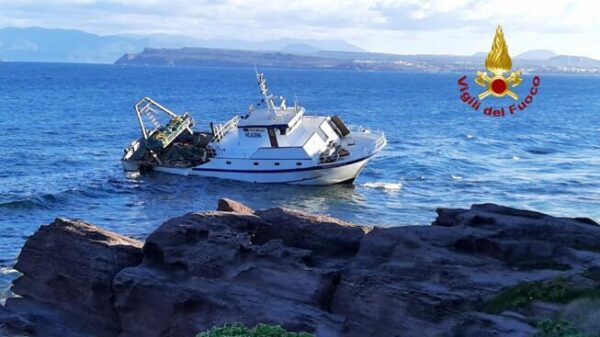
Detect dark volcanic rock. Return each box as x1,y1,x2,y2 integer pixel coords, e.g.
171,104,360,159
6,218,143,337
0,304,32,335
254,207,370,258
217,198,254,214
5,202,600,337
113,211,348,337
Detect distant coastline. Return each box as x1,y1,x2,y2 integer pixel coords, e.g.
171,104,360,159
3,58,600,76
114,47,600,74
1,27,599,74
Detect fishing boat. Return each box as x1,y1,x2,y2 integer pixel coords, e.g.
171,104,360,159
122,72,386,185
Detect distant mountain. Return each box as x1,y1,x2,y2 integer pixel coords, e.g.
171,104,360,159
0,27,365,63
273,39,364,53
0,27,141,63
544,55,600,67
193,38,365,53
471,52,488,58
280,43,321,54
516,49,557,60
116,47,600,74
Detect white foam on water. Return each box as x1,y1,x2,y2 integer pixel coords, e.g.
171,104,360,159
1,267,20,305
363,182,403,191
466,134,475,139
512,156,520,160
451,175,463,181
0,267,17,275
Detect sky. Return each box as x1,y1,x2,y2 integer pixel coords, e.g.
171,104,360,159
0,0,599,58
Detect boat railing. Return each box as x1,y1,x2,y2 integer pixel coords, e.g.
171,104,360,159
212,115,240,142
346,124,367,132
349,125,386,156
347,125,386,149
364,132,387,155
320,131,385,163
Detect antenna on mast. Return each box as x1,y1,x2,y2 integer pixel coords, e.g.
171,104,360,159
255,68,275,111
294,93,299,112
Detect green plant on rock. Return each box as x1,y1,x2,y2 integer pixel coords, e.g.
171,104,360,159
197,323,314,337
485,277,600,314
535,320,592,337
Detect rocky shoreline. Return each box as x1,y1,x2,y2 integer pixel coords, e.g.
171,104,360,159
1,199,599,337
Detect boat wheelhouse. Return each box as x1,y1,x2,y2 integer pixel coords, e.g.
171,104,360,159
122,72,386,185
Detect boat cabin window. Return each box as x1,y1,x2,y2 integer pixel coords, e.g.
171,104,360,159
268,128,278,148
330,115,351,136
317,130,328,142
274,162,280,166
226,161,231,165
253,162,259,166
296,162,302,166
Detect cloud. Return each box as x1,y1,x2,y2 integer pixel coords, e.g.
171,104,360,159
0,0,598,57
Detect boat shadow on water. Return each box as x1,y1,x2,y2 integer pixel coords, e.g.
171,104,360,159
124,170,364,214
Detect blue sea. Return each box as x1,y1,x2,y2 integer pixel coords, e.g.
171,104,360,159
1,63,599,301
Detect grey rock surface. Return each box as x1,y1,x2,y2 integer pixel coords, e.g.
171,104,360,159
4,201,600,337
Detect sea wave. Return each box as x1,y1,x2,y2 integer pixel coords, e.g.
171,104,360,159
0,175,124,210
363,182,403,190
526,148,556,155
0,192,69,210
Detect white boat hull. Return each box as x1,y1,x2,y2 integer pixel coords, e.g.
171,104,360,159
196,156,371,185
147,156,373,185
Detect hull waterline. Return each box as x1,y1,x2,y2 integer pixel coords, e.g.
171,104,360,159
144,156,373,185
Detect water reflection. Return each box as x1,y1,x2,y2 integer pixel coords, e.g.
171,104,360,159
122,171,365,218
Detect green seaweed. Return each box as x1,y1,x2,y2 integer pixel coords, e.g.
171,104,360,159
197,323,314,337
535,320,594,337
485,277,600,314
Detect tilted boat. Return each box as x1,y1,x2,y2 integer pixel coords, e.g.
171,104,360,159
122,72,386,185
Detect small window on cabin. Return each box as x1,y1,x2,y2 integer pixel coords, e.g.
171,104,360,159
243,128,249,131
317,131,327,142
274,162,280,166
296,162,302,166
253,162,259,166
226,161,231,165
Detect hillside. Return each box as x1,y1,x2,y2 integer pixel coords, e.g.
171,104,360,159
116,47,600,74
0,27,364,63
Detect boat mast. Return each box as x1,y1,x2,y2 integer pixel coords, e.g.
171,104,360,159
256,71,275,111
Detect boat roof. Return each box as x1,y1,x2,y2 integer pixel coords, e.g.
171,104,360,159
237,106,304,129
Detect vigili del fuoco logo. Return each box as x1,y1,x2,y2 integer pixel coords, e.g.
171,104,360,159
458,26,540,117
